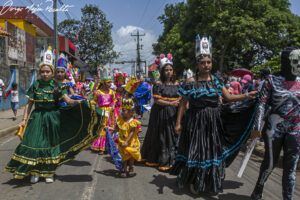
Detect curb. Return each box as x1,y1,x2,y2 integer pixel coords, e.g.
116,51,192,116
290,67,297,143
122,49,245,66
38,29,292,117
0,125,18,140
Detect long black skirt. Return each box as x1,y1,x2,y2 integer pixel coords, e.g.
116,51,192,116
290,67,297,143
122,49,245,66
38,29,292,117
141,104,177,170
170,101,256,193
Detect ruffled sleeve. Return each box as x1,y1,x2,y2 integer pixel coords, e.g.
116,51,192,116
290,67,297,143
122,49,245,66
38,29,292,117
58,83,68,99
152,83,162,98
91,90,99,105
129,119,141,128
26,81,38,101
177,82,194,98
213,75,224,90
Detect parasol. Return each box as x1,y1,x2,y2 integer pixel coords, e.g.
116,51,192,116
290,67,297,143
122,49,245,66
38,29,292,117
230,68,253,77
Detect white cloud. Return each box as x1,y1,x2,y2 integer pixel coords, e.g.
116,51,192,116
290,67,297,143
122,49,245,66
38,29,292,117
112,25,157,75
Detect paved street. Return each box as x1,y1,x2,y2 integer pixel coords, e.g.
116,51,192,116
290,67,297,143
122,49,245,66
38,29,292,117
0,112,299,200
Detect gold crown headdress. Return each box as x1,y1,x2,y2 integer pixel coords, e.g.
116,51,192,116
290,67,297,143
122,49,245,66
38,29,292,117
124,76,141,94
121,98,135,110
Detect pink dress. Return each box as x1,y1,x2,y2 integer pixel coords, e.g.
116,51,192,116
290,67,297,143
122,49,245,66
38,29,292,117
230,81,242,95
91,89,116,152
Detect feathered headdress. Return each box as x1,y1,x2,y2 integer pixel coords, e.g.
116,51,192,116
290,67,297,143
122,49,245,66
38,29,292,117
40,46,55,72
195,34,212,62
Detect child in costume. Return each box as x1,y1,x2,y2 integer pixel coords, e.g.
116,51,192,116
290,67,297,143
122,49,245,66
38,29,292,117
91,67,116,154
55,54,86,106
123,76,143,133
4,47,105,183
73,68,85,97
114,71,128,118
116,98,141,178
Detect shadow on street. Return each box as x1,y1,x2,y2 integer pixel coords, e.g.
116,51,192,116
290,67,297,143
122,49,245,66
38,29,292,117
65,160,91,167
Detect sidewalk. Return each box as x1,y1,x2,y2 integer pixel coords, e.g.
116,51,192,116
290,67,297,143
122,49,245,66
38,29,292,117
0,107,24,138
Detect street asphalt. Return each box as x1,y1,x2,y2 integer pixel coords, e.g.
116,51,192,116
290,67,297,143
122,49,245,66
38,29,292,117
0,112,299,200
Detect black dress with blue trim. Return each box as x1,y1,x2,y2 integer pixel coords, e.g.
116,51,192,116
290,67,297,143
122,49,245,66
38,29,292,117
170,76,256,194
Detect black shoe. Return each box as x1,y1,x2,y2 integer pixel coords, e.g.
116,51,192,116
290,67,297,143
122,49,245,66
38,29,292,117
251,185,264,200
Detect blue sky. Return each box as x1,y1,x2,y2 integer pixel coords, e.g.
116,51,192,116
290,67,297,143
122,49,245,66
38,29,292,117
2,0,300,73
9,0,299,36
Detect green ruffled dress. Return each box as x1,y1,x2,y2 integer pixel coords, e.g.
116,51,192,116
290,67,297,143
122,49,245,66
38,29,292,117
4,80,105,179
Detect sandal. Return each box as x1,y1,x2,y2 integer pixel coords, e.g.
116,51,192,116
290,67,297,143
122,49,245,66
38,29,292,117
120,172,127,178
128,168,136,177
98,151,104,155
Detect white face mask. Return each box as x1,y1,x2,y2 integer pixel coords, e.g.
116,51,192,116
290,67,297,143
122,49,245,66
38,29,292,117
289,49,300,76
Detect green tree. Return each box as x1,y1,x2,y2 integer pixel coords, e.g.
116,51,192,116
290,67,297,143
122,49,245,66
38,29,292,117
154,0,300,76
58,5,118,74
251,56,281,74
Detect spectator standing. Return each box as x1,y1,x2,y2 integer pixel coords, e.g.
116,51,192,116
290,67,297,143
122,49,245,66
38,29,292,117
241,74,255,93
230,77,242,95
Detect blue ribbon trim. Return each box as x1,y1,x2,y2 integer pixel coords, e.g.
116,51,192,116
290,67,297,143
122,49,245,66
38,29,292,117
175,107,257,168
177,75,224,99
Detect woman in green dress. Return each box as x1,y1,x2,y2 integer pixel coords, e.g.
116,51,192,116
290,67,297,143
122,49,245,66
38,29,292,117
4,47,105,183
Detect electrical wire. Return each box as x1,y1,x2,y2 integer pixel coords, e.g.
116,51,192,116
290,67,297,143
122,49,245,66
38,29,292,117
143,0,168,30
138,0,152,27
58,0,72,19
26,0,54,26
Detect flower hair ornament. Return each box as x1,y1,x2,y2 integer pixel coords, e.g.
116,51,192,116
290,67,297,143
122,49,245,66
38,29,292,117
155,53,173,70
114,72,128,87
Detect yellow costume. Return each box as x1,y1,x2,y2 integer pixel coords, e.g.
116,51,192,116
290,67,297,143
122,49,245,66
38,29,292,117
117,116,141,161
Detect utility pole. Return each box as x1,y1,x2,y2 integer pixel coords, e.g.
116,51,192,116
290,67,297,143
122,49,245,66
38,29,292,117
53,0,58,65
131,30,145,78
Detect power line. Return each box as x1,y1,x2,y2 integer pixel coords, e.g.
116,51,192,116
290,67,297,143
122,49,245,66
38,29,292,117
58,0,72,20
144,0,167,30
26,0,53,26
138,0,152,27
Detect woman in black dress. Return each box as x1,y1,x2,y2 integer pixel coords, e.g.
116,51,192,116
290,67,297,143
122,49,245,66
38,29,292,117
171,36,257,194
141,55,181,171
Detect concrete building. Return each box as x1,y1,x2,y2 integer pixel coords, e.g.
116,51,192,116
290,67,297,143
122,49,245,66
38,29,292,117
0,6,83,110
